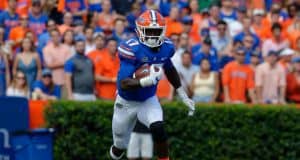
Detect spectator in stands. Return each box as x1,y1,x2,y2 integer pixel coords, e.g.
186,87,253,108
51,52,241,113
43,0,63,24
93,38,119,100
170,33,180,49
86,0,102,13
2,0,31,16
127,120,153,160
220,38,244,69
262,10,285,39
57,0,87,24
263,3,287,27
157,73,173,101
165,5,183,37
190,58,219,103
181,16,198,46
6,70,29,98
13,37,42,89
286,57,300,103
141,0,159,11
29,0,48,36
176,51,198,97
279,48,295,73
24,30,37,46
0,26,13,60
62,29,75,55
192,37,219,72
252,9,265,40
229,6,248,37
222,47,256,103
126,2,142,34
98,0,118,36
9,14,29,48
84,27,95,55
256,50,286,104
0,1,5,13
43,28,71,86
32,68,61,100
73,20,85,38
0,0,19,40
58,12,73,34
87,33,106,97
37,19,57,56
112,18,131,45
249,50,262,70
86,12,103,33
296,37,300,55
64,38,95,101
243,34,262,65
159,0,186,17
285,3,298,31
172,33,189,69
211,20,231,55
234,16,260,50
0,49,10,96
111,0,135,15
200,4,220,38
220,0,237,22
287,12,300,50
189,0,202,44
87,33,106,59
262,23,290,57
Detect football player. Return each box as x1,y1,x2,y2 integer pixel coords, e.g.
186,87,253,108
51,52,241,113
110,10,195,160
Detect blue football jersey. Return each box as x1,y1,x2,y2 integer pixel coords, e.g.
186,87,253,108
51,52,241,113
117,38,175,101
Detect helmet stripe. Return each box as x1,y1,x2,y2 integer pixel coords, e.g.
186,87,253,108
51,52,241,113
150,10,157,23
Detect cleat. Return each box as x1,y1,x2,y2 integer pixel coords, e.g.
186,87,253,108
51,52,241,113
110,145,124,160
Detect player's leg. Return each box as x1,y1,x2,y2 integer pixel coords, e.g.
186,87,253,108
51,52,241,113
140,133,153,160
111,96,138,159
127,132,141,160
137,96,169,160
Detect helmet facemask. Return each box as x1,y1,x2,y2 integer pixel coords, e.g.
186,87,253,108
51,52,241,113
136,25,166,48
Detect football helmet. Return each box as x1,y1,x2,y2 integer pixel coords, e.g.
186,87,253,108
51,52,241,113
135,10,166,48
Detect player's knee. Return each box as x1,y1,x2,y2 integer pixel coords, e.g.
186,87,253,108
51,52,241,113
149,121,167,142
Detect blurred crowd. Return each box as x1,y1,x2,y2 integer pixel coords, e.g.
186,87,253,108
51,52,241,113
0,0,300,104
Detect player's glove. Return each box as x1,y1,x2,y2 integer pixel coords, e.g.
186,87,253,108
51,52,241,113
139,65,163,87
176,86,195,116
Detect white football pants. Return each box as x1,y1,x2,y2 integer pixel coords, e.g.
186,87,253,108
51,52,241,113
112,95,163,149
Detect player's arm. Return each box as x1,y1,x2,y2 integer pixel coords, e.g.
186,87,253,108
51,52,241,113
120,78,141,90
118,45,142,90
164,60,195,115
120,64,162,90
164,66,181,89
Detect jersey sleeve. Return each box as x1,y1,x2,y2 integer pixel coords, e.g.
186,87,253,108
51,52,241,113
64,58,74,74
117,41,138,80
32,81,43,91
117,41,137,64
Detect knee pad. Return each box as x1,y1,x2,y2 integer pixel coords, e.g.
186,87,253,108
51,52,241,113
150,121,168,142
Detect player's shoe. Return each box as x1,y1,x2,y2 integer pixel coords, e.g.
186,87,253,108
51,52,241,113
110,145,125,160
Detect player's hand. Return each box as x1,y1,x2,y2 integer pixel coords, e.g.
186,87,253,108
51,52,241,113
176,86,195,116
140,65,163,87
149,65,163,81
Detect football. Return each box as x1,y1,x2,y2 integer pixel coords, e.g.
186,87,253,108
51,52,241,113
134,64,159,79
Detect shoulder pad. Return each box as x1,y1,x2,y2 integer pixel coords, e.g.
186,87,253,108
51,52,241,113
164,38,174,45
118,38,140,60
